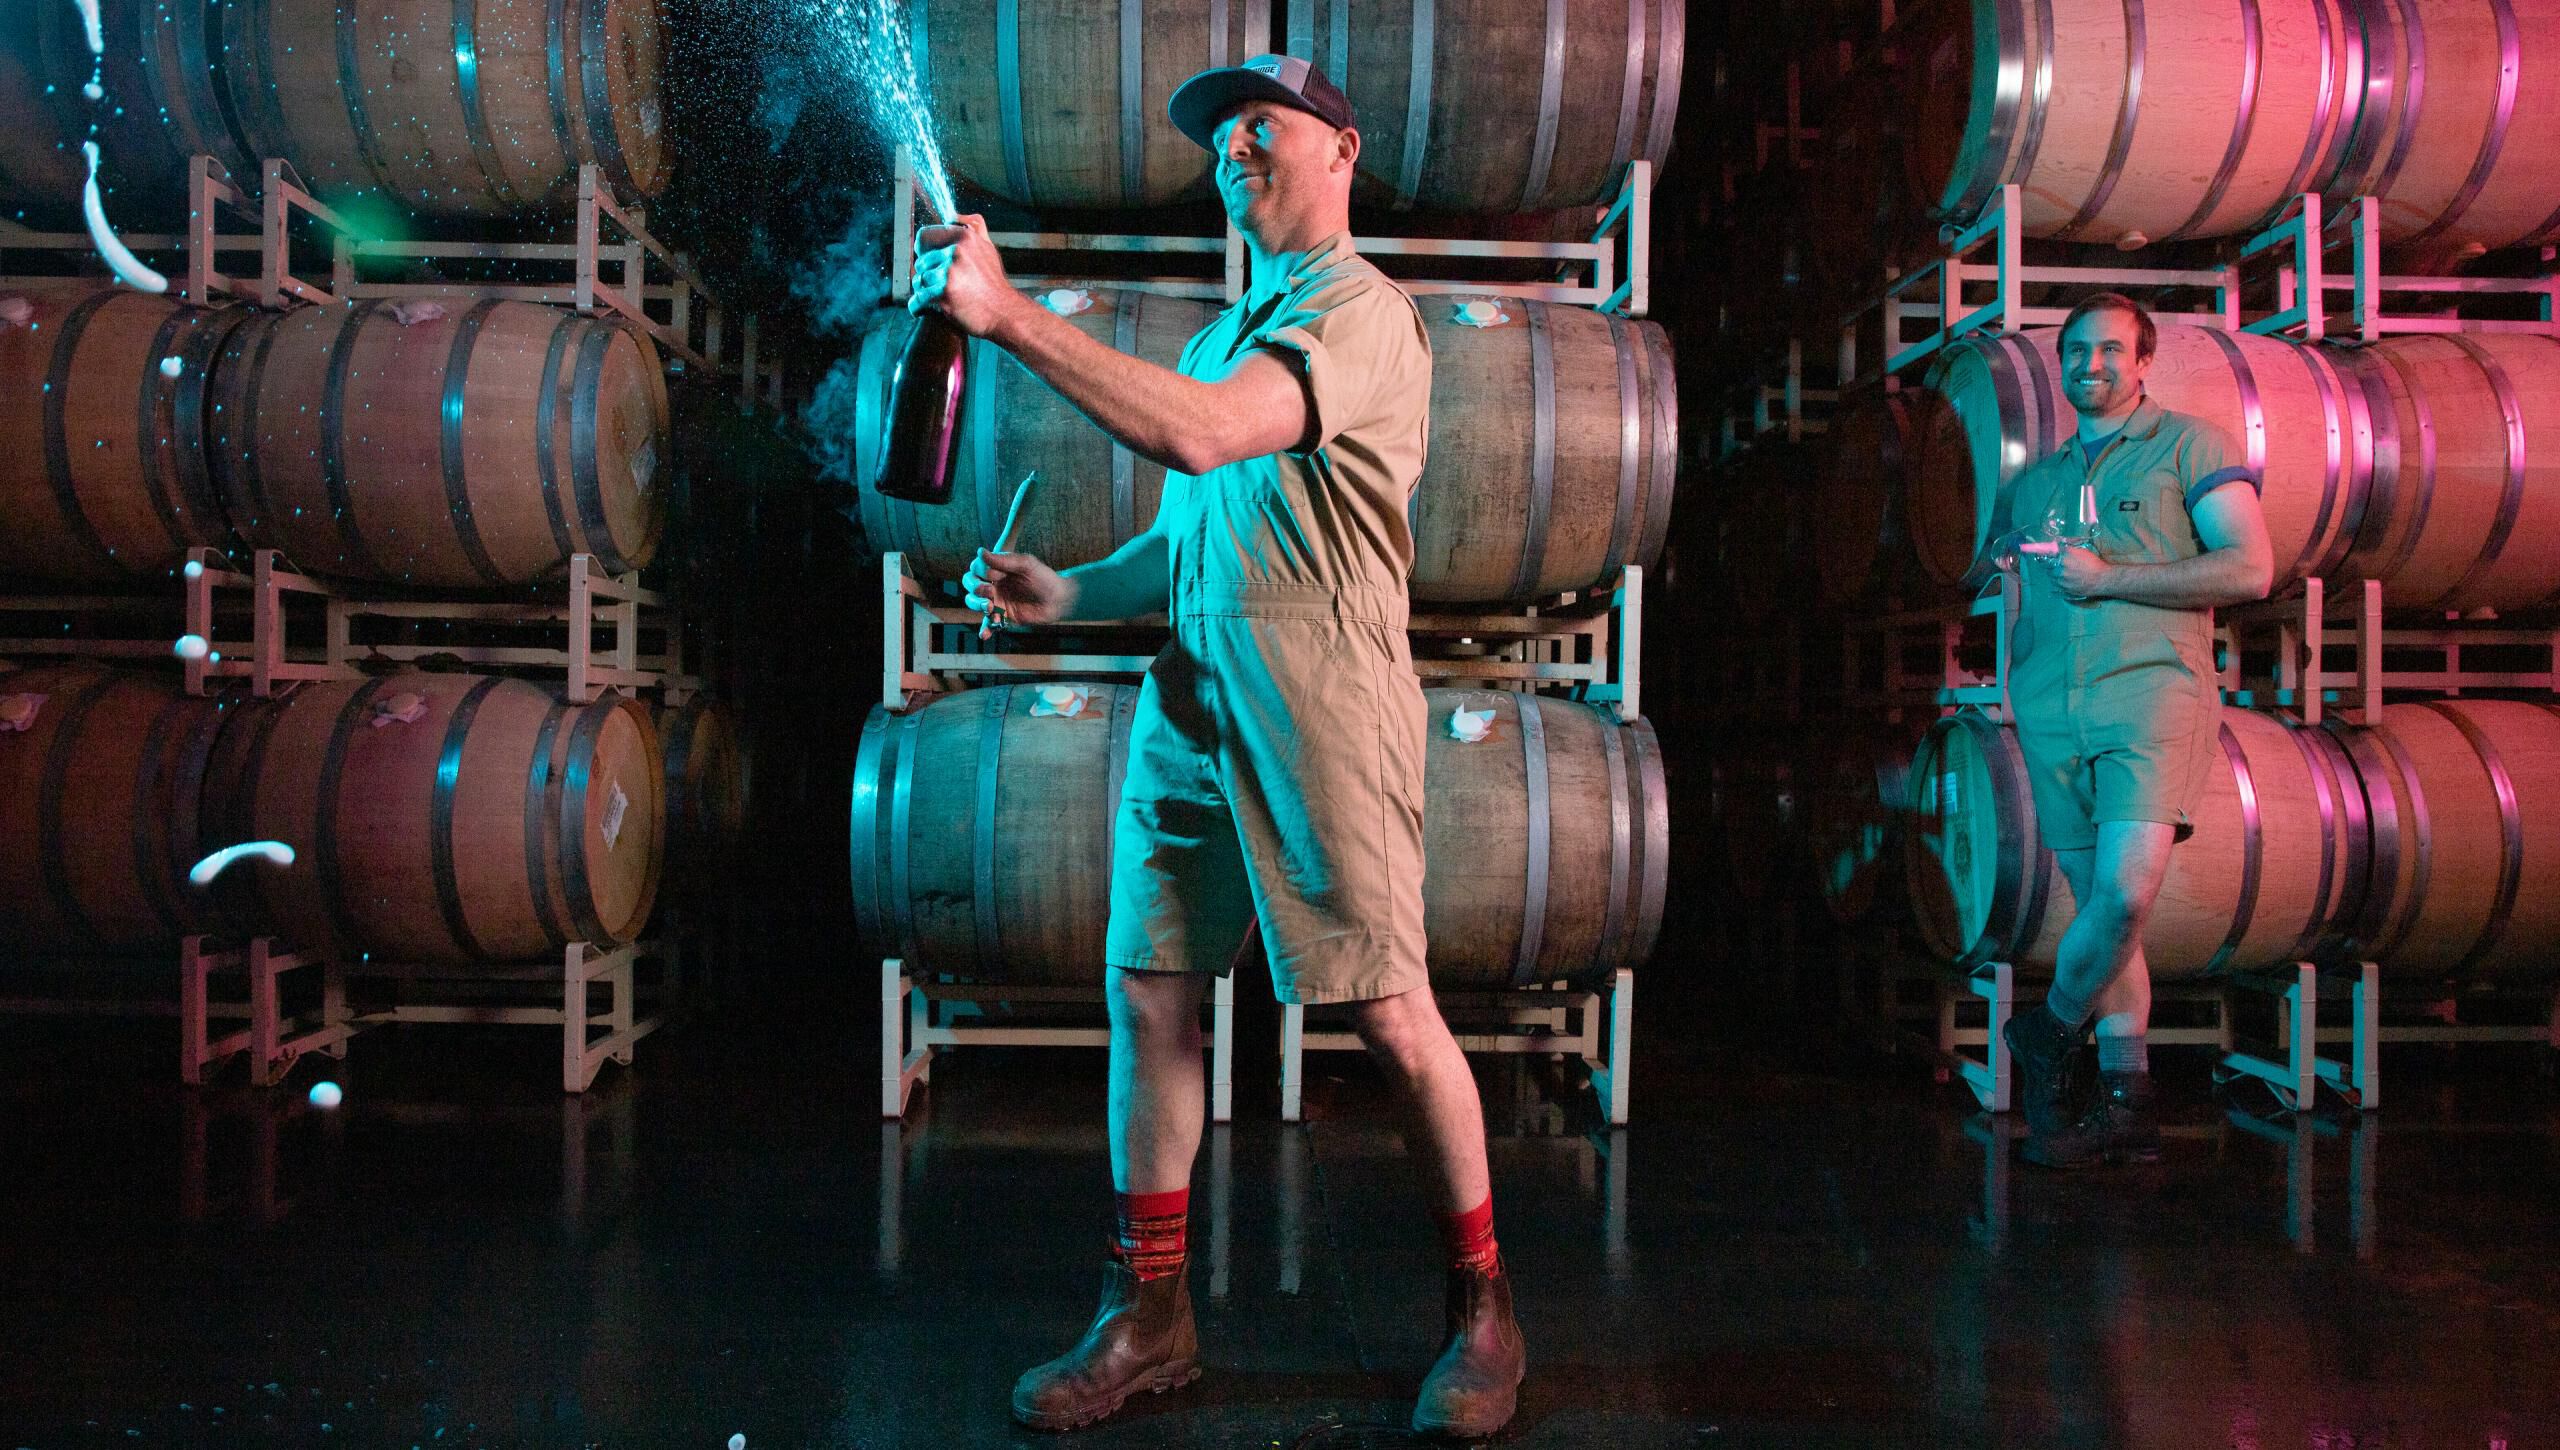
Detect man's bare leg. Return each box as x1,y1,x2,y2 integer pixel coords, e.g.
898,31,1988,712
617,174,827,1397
1107,966,1210,1193
1340,982,1522,1438
2047,822,2173,1026
2027,822,2174,1167
1013,965,1211,1431
1340,983,1491,1212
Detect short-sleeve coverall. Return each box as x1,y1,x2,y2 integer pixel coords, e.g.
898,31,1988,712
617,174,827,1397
2005,396,2260,850
1103,232,1437,1005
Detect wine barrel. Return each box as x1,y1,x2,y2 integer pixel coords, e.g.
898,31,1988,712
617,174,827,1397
1419,691,1669,989
1286,0,1684,212
854,294,1678,605
851,685,1668,988
0,0,245,224
2332,700,2560,984
651,696,747,894
1806,714,1930,924
216,0,667,218
1909,0,2560,255
0,665,229,954
0,285,247,587
922,0,1270,208
208,300,667,590
203,675,662,963
2323,0,2560,257
1909,326,2368,594
1812,386,1929,609
2335,334,2560,613
1904,0,2365,246
1906,706,2367,976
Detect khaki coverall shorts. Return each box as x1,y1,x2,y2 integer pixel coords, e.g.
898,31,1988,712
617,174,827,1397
1104,582,1431,1006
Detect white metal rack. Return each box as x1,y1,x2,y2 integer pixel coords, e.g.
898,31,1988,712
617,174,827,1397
891,151,1655,316
879,957,1234,1123
1279,969,1632,1126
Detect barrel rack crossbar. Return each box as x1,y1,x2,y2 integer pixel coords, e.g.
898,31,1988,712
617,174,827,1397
1825,184,2560,393
0,548,700,704
881,552,1642,721
182,935,675,1093
0,156,785,413
879,957,1235,1122
2219,577,2560,727
1279,969,1633,1125
890,151,1652,316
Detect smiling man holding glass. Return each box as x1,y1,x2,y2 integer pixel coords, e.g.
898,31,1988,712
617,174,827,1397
1993,293,2275,1170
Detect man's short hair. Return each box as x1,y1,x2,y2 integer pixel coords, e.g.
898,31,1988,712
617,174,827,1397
2061,291,2157,361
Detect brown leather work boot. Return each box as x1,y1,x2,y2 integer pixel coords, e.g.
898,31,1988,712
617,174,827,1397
1411,1261,1527,1439
1011,1261,1200,1431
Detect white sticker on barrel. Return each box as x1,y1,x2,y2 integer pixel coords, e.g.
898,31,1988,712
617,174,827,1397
0,296,32,329
0,693,47,733
1030,683,1091,718
601,780,629,850
371,692,428,727
632,439,657,496
1451,299,1512,329
1448,706,1495,743
1043,288,1094,317
389,299,448,326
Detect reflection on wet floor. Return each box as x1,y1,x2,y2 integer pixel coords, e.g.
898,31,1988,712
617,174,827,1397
1,976,2557,1446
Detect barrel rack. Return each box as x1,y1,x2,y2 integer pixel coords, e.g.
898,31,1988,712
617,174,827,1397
180,933,679,1094
879,552,1644,723
0,548,700,705
889,150,1655,316
871,547,1647,1121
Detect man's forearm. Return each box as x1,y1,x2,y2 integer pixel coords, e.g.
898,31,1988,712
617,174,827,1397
2100,546,2272,608
1057,527,1172,622
991,301,1228,475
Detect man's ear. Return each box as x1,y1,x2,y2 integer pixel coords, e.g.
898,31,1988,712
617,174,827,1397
1335,125,1361,170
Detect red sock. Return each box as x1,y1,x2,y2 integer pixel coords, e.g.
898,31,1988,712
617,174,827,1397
1436,1196,1501,1275
1113,1187,1189,1281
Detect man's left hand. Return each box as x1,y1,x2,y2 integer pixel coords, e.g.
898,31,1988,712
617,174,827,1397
909,215,1029,341
2051,543,2113,600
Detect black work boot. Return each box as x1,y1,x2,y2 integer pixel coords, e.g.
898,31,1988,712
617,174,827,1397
1011,1261,1200,1431
2023,1071,2163,1170
2001,1002,2088,1138
1412,1261,1527,1439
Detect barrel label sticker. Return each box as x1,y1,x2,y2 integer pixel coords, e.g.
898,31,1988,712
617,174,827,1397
633,439,658,496
1041,288,1096,317
602,780,629,850
1448,706,1496,743
0,693,47,733
1030,683,1092,718
371,692,429,728
1450,299,1513,329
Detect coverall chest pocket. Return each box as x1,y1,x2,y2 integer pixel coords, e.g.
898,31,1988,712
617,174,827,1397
2094,469,2188,565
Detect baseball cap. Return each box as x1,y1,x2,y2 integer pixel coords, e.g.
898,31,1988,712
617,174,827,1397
1169,54,1356,151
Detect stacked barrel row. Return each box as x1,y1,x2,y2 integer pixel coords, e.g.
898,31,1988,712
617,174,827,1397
846,0,1685,996
0,663,750,964
0,0,669,225
0,282,670,591
1699,0,2560,376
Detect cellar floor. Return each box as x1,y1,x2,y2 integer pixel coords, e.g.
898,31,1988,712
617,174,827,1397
2,954,2556,1449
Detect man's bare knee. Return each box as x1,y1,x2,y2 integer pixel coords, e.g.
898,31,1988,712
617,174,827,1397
1109,967,1207,1043
1343,988,1441,1070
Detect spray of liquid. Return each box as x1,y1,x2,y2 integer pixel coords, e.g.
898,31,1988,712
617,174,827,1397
70,0,169,292
803,0,960,223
